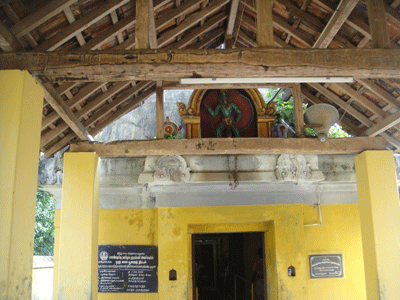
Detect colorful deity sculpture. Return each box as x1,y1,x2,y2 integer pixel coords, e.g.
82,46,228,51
204,90,243,138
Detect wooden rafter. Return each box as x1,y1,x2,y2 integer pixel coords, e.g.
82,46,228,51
157,0,230,48
357,79,400,108
171,12,227,49
313,0,359,48
0,22,24,52
35,0,131,51
40,81,134,147
42,82,94,142
10,0,78,39
226,0,240,36
364,110,400,137
44,86,156,157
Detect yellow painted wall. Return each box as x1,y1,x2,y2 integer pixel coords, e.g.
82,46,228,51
0,70,43,299
54,203,366,300
304,204,366,300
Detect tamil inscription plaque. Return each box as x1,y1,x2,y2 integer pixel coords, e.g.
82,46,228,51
98,245,158,293
309,254,343,279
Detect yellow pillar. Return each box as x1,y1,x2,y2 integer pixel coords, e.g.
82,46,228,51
57,152,99,299
0,70,44,299
355,151,400,299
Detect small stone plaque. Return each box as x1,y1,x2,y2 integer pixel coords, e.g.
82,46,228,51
309,254,343,279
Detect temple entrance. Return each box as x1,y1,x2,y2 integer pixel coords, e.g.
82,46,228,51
192,232,266,300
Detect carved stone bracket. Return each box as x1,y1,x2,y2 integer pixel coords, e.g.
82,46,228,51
275,154,312,181
153,155,191,183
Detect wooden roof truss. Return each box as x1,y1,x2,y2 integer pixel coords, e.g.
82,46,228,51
0,0,400,156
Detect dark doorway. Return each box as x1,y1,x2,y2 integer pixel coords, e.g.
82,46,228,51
192,232,266,300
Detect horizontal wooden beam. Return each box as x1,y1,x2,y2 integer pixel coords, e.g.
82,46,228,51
3,49,400,82
69,137,388,157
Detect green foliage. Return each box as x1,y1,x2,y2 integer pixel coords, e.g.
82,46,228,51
34,189,55,256
164,133,184,139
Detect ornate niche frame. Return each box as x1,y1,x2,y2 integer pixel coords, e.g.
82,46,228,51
177,89,276,139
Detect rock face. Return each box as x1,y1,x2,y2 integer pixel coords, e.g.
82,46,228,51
98,90,192,141
38,151,64,185
38,90,192,185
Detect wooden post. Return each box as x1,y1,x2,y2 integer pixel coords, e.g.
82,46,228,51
156,81,164,139
135,0,150,49
292,83,305,137
366,0,390,48
148,0,158,49
225,34,234,49
256,0,274,47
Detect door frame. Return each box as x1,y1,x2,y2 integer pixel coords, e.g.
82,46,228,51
188,221,276,300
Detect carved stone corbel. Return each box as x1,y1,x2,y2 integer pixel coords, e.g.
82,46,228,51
153,155,191,182
275,154,312,181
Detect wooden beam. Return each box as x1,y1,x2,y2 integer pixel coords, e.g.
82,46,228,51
10,0,78,39
363,109,400,136
79,13,136,51
42,83,94,141
382,0,400,28
0,22,24,52
308,83,375,127
40,81,133,147
307,0,372,40
4,49,400,82
313,0,358,48
380,132,400,149
155,0,201,31
2,4,37,48
238,28,293,48
157,0,230,47
68,137,388,157
136,0,150,49
156,82,164,139
333,83,387,118
256,0,274,47
301,86,364,135
226,0,240,36
44,86,156,157
366,0,390,48
63,6,86,46
306,83,400,148
171,12,227,49
193,28,225,49
149,0,158,49
34,0,130,51
41,82,107,130
292,83,305,137
357,79,400,108
240,13,314,47
277,0,325,30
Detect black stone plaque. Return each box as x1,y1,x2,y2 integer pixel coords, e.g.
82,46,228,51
98,245,158,293
309,254,343,279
